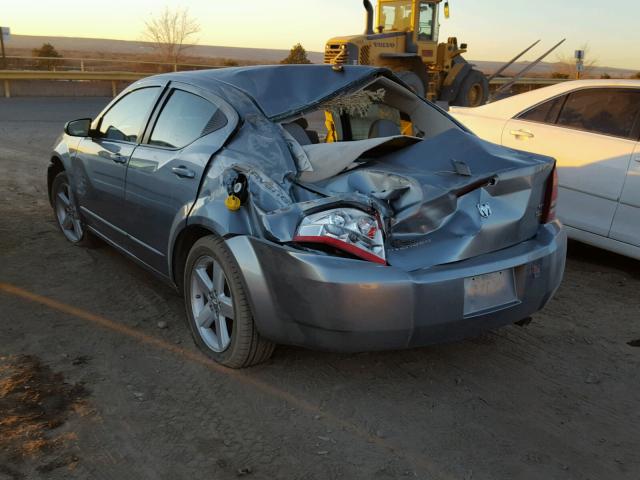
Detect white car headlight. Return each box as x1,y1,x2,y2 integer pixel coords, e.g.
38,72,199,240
294,208,386,264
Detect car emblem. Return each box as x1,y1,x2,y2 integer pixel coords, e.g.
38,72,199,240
477,203,492,218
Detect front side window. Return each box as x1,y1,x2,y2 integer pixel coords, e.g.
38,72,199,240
556,89,640,139
517,95,566,124
99,87,160,142
381,1,413,32
149,90,227,149
418,2,437,41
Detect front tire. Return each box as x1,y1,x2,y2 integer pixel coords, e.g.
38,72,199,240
183,235,275,368
51,172,95,247
453,69,489,107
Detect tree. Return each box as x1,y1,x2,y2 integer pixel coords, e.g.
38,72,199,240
32,43,62,70
600,72,611,79
221,59,239,67
550,72,569,79
143,7,200,65
280,43,312,65
632,72,640,79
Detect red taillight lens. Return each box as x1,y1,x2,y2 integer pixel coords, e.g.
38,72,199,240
541,166,558,223
293,235,387,265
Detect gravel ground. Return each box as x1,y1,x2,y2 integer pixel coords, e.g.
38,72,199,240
1,97,639,480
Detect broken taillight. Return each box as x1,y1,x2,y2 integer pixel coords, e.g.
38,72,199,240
294,208,386,264
541,165,558,223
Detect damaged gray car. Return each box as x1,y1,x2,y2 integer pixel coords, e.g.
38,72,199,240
48,65,567,368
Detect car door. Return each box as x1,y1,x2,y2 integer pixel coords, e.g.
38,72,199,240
610,141,640,247
123,83,239,275
73,86,161,244
502,88,640,237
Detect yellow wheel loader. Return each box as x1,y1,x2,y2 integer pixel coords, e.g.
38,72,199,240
325,0,488,106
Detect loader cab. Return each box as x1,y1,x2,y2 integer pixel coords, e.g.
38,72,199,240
377,0,440,64
416,1,439,42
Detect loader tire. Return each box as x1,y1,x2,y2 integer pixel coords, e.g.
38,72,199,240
454,69,489,107
396,71,426,98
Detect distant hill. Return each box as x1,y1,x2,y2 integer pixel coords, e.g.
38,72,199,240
5,34,638,78
5,34,325,64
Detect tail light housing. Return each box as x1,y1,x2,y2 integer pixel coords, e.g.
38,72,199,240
541,165,558,223
294,208,386,264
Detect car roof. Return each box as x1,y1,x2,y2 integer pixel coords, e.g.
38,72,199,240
156,65,389,120
454,79,640,119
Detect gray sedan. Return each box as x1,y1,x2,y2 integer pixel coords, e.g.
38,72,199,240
48,65,566,368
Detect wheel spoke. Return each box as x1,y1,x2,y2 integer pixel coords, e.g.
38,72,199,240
71,218,83,237
61,214,73,230
57,190,70,207
194,267,213,293
218,294,234,319
212,261,225,293
215,314,230,348
195,306,215,328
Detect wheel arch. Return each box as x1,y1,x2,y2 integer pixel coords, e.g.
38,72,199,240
47,156,65,206
170,223,222,292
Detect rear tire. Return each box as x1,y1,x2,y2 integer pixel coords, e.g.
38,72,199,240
183,235,275,368
396,71,426,98
454,69,489,107
51,172,96,247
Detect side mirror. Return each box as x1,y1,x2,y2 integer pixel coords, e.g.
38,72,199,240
64,118,92,137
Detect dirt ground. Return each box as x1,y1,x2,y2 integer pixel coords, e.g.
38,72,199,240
1,97,639,480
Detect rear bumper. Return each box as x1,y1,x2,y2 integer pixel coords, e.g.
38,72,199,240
226,222,567,352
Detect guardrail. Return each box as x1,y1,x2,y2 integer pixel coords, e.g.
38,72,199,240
0,70,149,97
0,69,567,99
489,77,568,85
1,55,227,73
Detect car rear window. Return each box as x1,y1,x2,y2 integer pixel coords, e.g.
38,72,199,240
556,88,640,139
149,90,227,149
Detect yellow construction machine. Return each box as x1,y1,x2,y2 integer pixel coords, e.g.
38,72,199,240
325,0,487,106
325,1,564,107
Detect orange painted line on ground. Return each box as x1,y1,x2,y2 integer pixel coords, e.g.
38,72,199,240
0,282,446,478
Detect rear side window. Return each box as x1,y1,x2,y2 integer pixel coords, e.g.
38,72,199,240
556,89,640,139
149,90,227,149
99,87,160,142
517,95,565,124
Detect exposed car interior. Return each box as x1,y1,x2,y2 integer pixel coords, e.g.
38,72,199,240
281,76,459,182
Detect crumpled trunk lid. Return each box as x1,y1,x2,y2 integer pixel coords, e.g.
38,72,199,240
317,129,555,270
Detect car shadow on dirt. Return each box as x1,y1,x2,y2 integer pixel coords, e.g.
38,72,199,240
566,239,640,279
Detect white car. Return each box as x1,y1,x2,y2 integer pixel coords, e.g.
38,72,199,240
451,80,640,260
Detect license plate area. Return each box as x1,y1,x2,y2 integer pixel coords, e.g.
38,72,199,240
464,269,518,317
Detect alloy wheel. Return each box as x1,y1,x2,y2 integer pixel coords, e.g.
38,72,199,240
190,255,234,352
54,182,84,243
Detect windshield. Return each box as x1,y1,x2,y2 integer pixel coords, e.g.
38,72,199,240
380,1,413,32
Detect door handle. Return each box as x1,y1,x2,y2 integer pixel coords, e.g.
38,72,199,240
111,153,127,164
171,166,196,179
98,150,127,164
510,129,535,139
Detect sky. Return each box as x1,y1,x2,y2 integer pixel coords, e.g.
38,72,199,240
3,0,639,69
